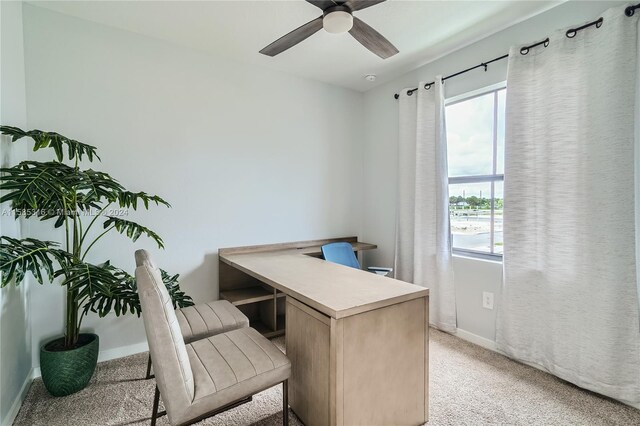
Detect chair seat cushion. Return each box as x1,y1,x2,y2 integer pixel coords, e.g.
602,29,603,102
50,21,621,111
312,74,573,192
176,300,249,344
181,328,290,423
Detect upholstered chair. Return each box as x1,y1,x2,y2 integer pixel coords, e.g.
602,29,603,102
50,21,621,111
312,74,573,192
135,250,291,425
134,250,250,379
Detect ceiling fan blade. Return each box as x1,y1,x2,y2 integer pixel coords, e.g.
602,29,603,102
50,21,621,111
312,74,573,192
305,0,337,10
260,17,324,57
344,0,386,12
349,17,398,59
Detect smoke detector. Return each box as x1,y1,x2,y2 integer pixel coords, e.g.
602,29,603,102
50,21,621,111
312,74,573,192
364,74,377,82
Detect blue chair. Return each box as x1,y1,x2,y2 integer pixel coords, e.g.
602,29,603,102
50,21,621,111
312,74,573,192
321,242,393,276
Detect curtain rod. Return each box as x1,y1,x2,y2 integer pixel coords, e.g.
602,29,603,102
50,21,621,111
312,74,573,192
393,3,640,100
393,54,508,99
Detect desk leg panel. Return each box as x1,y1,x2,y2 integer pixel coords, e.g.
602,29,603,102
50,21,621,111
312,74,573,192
339,297,428,426
286,297,331,426
286,296,428,426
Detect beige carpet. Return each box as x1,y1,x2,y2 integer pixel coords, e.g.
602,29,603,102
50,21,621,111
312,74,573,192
14,329,640,425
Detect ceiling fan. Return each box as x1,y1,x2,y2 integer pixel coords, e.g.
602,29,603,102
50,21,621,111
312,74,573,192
259,0,399,59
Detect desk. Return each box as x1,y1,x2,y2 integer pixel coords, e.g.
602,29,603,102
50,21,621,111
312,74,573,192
218,237,429,426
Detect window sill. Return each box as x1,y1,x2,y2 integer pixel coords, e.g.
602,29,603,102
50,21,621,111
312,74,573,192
453,251,503,264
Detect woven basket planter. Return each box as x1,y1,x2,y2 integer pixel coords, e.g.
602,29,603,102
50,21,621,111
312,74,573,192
40,333,99,397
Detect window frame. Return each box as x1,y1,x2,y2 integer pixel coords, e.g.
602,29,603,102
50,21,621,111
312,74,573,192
445,83,506,261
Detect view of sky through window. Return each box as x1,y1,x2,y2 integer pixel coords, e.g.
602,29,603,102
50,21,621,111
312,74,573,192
446,92,495,177
446,87,505,257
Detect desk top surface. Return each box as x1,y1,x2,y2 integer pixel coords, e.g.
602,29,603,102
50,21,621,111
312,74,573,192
220,246,428,319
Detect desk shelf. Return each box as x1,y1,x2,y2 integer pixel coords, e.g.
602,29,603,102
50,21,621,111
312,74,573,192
253,315,285,338
220,285,286,338
220,286,284,306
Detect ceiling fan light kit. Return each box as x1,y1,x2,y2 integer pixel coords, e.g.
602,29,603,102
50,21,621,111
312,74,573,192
323,7,353,34
259,0,398,59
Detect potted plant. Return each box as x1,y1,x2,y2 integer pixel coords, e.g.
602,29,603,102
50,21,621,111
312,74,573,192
0,126,193,397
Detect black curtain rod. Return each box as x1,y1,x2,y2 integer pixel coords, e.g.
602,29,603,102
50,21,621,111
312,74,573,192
393,4,640,100
393,54,508,99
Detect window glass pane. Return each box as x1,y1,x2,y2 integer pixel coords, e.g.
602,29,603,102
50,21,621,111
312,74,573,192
446,92,494,177
449,182,492,253
496,89,506,175
494,180,504,254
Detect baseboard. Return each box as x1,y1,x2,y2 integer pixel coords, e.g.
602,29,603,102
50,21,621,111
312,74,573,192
31,340,149,379
453,328,498,352
1,367,34,426
96,341,149,364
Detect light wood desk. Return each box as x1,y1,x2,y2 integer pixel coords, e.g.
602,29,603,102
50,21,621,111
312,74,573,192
218,237,429,426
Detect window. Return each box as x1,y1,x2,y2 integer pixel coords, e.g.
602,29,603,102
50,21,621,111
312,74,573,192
446,85,505,258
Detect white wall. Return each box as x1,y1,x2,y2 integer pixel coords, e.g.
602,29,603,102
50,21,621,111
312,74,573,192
0,1,32,425
21,4,364,367
360,0,626,343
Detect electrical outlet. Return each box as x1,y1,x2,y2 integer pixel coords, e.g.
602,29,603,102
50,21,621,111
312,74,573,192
482,292,494,310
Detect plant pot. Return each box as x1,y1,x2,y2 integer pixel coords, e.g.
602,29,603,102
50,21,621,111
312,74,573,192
40,333,99,397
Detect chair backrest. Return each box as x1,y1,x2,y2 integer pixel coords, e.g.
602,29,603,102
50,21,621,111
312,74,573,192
135,249,194,420
321,242,361,269
135,249,157,269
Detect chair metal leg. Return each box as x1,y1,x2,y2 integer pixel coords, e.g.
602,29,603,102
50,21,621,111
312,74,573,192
151,385,160,426
283,380,288,426
151,380,286,426
146,354,153,379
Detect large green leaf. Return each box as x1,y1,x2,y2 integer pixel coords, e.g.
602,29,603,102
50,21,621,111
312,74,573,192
61,261,140,317
0,244,192,318
0,237,70,286
0,161,77,213
117,191,171,209
0,161,112,224
75,262,193,317
103,216,164,248
0,161,169,227
160,269,194,309
77,169,125,207
0,126,100,162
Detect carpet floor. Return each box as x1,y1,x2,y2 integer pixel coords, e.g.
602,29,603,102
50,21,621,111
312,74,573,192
14,329,640,425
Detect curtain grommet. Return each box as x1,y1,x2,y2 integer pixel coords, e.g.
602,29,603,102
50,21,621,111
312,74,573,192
566,16,603,38
520,38,550,55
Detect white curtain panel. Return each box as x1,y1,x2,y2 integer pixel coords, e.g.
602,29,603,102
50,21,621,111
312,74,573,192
396,79,456,332
498,5,640,403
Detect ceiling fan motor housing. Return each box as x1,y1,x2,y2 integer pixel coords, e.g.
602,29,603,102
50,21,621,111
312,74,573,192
323,5,354,34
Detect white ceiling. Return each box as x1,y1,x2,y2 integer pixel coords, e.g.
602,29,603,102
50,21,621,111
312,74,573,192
27,0,562,91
